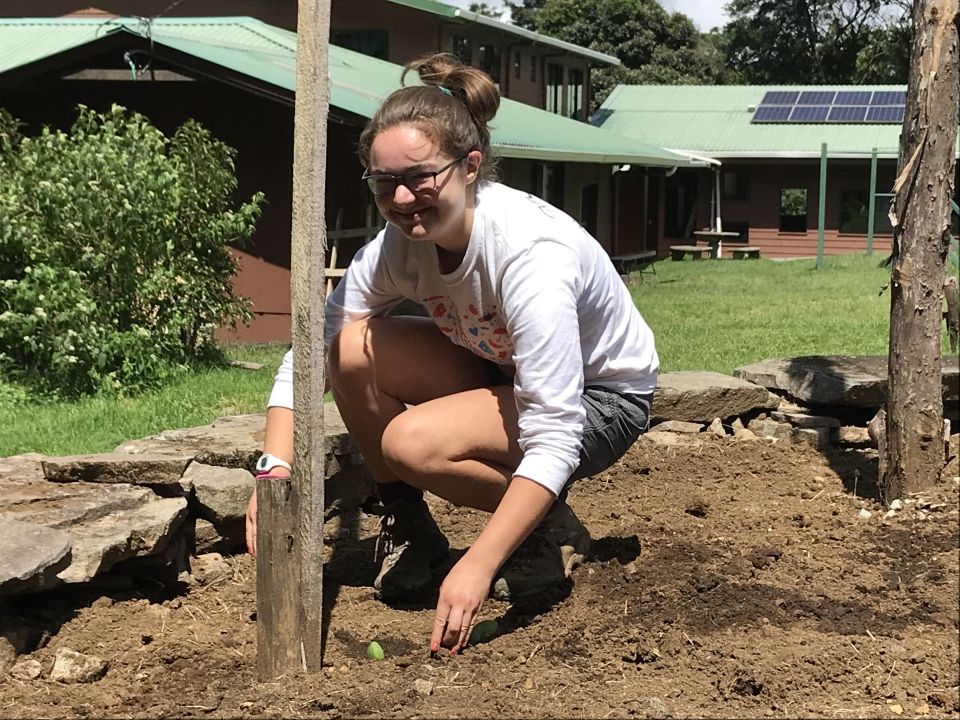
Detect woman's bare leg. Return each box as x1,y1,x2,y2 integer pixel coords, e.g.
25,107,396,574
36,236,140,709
328,316,522,509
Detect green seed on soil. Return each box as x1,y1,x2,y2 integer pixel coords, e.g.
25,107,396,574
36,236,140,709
469,620,499,645
366,641,385,660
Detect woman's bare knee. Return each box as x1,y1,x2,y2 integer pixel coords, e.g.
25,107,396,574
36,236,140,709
381,412,444,484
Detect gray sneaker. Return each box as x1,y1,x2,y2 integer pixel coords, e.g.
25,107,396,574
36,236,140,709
373,498,449,601
491,502,591,601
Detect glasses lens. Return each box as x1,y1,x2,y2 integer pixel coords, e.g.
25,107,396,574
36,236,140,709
405,172,436,193
366,176,395,196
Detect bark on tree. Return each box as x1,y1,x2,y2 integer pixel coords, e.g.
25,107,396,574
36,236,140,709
882,0,959,501
257,0,330,679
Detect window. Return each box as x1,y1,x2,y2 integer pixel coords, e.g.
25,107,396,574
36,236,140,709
567,68,584,120
330,29,388,60
546,63,563,114
513,51,522,80
722,171,749,201
450,35,472,65
533,162,566,210
478,44,501,85
530,54,537,82
779,188,808,233
839,190,894,234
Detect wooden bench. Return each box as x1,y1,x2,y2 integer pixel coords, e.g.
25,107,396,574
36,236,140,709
731,246,761,259
669,245,712,261
611,249,657,277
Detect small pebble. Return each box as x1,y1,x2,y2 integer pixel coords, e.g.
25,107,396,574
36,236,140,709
858,508,872,519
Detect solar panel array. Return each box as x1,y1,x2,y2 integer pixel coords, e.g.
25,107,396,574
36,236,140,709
751,89,907,124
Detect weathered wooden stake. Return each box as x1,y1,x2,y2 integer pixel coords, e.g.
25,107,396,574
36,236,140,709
257,0,330,679
883,0,958,501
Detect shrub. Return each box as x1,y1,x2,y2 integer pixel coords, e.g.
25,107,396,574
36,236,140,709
0,105,264,397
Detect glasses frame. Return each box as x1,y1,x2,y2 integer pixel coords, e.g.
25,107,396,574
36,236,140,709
361,154,468,197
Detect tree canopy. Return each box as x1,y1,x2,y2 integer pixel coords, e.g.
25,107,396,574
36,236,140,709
502,0,912,111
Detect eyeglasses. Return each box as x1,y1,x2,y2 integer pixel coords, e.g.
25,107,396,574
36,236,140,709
361,155,467,197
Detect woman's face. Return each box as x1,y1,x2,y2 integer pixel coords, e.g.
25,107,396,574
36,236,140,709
367,124,479,247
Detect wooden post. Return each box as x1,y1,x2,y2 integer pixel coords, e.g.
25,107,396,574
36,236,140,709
882,0,958,501
257,0,331,679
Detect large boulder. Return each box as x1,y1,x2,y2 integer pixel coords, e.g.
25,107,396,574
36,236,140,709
734,355,960,408
0,480,187,588
0,518,71,595
652,371,778,423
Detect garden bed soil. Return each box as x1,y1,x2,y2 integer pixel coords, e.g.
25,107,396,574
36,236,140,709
2,435,958,719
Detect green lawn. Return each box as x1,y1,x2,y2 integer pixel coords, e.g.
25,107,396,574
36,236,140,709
631,252,909,375
2,253,951,457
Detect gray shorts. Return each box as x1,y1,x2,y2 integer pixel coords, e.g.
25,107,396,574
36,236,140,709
570,386,652,483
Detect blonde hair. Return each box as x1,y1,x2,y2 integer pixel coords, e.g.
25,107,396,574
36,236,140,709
358,52,500,181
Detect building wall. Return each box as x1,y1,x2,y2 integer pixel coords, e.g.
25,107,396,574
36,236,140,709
0,0,298,28
653,159,897,259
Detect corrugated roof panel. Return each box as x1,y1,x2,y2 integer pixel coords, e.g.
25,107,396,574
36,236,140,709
595,85,960,158
0,17,683,166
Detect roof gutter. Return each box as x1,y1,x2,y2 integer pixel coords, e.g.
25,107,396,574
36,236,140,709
451,9,620,67
495,144,690,166
663,149,721,167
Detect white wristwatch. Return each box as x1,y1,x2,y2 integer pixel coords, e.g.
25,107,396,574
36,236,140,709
256,453,292,474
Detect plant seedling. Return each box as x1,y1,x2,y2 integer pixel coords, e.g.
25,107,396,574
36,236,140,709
468,619,499,646
366,641,385,660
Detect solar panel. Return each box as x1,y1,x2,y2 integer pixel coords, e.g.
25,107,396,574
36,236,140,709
790,105,830,122
753,105,793,122
761,90,800,105
798,91,836,105
870,90,906,106
834,91,873,105
827,105,868,122
865,105,905,123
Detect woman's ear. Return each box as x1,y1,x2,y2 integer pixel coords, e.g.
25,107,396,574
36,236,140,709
464,150,483,185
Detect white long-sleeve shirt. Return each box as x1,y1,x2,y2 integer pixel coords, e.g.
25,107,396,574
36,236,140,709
268,181,658,496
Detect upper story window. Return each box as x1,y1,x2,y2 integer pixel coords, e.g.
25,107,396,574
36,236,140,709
546,63,563,114
451,35,472,65
567,68,583,120
330,29,388,60
530,54,537,82
513,51,522,80
479,44,502,85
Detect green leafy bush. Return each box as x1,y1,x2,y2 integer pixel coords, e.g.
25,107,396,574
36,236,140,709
0,105,263,397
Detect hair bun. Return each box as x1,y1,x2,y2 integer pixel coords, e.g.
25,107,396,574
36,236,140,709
404,52,500,126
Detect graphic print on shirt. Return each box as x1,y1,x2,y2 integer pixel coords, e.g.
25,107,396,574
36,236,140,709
421,296,512,363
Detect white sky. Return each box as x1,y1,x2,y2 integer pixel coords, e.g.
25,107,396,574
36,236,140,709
442,0,731,32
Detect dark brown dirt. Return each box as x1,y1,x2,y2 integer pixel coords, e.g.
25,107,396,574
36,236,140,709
2,436,958,719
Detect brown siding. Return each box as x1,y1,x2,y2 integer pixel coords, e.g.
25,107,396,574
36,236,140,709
649,158,898,259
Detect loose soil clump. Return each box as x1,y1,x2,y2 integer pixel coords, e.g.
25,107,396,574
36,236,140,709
2,436,958,718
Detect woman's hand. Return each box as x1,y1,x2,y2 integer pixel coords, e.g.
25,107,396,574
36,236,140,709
245,467,292,556
430,555,494,655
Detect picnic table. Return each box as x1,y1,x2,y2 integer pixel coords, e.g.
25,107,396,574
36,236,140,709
692,230,741,259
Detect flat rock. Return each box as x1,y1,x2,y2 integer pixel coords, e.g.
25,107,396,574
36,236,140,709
640,431,700,447
649,420,703,434
0,453,44,483
0,518,71,596
0,481,187,586
734,355,960,408
652,372,778,423
114,402,352,472
9,658,42,680
42,454,190,487
770,411,841,428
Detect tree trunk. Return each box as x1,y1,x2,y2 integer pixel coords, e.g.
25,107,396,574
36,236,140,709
883,0,959,502
257,0,330,679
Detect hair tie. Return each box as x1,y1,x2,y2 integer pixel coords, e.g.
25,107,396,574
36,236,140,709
438,86,453,96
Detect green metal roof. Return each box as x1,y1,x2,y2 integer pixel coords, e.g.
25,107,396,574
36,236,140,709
383,0,620,66
595,85,960,159
0,17,683,167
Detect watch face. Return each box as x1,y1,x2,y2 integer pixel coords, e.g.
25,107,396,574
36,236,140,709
257,456,269,471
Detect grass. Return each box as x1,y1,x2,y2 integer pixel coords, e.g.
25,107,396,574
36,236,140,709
630,252,952,374
0,344,288,457
2,253,952,457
